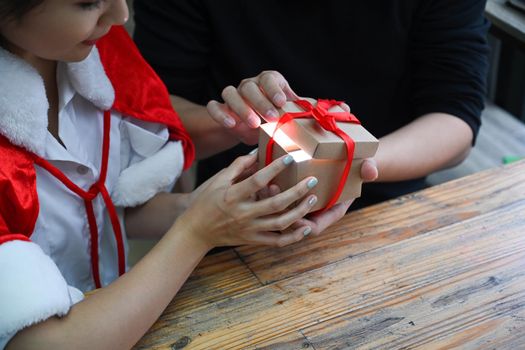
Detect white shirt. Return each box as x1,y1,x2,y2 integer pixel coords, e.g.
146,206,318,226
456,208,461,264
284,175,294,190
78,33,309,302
30,62,181,292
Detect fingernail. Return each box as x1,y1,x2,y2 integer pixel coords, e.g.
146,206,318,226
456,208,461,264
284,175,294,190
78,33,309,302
303,227,312,237
249,148,258,155
266,109,279,120
273,93,286,105
224,117,236,128
283,155,294,165
308,196,317,206
307,178,318,189
248,114,260,128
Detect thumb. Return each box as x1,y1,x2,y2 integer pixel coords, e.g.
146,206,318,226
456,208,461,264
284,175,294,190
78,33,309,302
361,158,378,183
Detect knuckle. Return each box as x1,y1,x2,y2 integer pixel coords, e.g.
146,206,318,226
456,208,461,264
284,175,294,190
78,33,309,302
261,70,277,77
239,78,250,86
231,156,246,168
259,72,274,86
269,198,286,212
231,211,245,224
276,238,287,248
239,79,255,92
206,100,217,109
223,190,236,206
238,81,250,95
251,173,267,189
221,85,236,99
275,218,290,231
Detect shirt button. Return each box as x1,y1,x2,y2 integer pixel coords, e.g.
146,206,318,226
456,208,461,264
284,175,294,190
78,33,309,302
76,165,89,175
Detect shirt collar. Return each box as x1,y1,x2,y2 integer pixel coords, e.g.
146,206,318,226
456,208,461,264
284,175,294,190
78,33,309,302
57,62,76,115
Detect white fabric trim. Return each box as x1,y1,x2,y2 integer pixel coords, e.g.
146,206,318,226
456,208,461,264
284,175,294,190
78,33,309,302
112,141,184,207
0,48,48,154
0,47,114,155
0,240,84,339
67,48,114,111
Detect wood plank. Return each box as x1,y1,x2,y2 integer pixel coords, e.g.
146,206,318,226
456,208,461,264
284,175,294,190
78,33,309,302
303,249,525,349
253,331,312,350
236,161,525,284
134,192,525,349
133,250,261,349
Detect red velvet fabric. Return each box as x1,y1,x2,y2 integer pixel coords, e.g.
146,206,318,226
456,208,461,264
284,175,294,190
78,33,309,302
0,135,39,239
0,234,31,245
97,26,195,170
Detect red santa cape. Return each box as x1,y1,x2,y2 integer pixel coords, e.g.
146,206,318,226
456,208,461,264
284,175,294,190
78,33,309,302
0,25,197,341
0,26,194,242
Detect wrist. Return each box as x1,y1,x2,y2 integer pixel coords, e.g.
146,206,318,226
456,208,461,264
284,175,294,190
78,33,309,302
168,215,213,255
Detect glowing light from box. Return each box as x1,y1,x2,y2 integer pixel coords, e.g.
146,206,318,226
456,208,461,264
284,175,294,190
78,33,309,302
289,150,311,162
263,122,312,162
264,122,298,151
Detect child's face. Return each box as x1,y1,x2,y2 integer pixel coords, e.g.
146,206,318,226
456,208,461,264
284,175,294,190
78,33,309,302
0,0,128,62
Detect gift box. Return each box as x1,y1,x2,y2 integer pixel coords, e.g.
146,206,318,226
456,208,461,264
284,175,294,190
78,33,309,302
258,98,379,212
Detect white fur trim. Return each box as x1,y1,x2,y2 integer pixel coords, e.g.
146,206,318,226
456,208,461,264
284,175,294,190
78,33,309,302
0,47,114,155
0,48,48,154
0,240,84,338
112,141,184,207
67,48,114,111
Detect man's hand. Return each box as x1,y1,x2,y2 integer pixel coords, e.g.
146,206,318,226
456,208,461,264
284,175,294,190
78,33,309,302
287,158,378,237
206,71,299,144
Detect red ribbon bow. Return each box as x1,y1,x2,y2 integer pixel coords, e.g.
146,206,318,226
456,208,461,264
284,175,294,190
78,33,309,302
265,99,361,212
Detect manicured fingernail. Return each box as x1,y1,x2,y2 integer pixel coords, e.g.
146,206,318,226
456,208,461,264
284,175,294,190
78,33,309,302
249,148,258,155
224,117,236,128
283,155,294,165
308,196,317,206
266,109,279,120
247,114,260,128
307,178,318,189
273,93,286,105
303,227,312,237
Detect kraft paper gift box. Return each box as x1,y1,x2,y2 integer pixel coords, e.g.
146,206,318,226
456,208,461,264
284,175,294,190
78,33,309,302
258,98,379,212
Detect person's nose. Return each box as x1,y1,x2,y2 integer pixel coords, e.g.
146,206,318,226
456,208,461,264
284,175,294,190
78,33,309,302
100,0,129,27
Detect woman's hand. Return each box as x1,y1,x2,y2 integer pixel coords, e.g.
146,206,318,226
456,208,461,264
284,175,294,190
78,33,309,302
177,152,320,251
281,158,378,237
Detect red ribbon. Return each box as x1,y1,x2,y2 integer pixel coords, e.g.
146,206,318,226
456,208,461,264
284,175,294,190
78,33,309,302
265,99,361,212
33,111,125,289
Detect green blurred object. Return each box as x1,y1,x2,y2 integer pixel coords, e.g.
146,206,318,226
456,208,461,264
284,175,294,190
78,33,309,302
503,156,524,164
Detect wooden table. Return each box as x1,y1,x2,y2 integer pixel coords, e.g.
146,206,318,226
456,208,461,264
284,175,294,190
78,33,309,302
134,160,525,350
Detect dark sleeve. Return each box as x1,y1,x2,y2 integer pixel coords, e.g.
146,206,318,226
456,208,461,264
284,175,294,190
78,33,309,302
410,0,490,143
133,0,211,104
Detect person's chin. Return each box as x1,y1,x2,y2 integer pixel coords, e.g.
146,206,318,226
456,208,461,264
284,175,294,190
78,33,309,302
63,45,94,62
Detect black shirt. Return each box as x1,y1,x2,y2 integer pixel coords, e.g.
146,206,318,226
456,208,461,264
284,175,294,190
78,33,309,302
133,0,489,208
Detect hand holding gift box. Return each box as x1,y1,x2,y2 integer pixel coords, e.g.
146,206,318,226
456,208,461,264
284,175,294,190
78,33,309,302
259,98,379,213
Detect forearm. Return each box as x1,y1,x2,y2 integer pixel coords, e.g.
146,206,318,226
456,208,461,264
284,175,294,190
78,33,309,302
124,192,190,239
171,95,240,159
374,113,473,182
7,221,208,350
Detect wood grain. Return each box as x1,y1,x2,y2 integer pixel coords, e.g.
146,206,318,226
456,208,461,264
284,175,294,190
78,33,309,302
134,161,525,349
237,162,525,284
133,250,261,349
